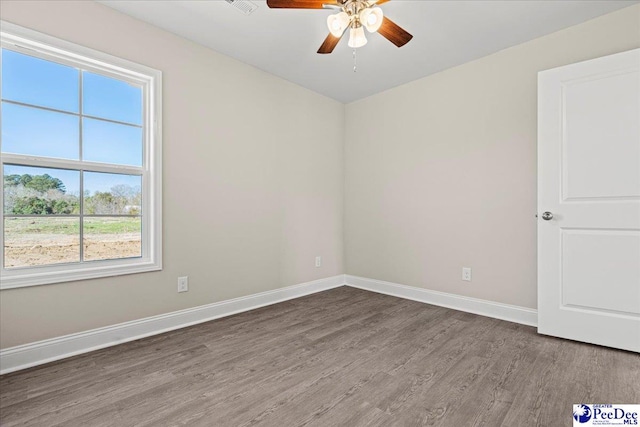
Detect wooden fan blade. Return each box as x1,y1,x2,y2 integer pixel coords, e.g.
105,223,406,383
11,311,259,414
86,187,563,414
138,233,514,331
317,32,343,54
266,0,337,8
378,16,413,47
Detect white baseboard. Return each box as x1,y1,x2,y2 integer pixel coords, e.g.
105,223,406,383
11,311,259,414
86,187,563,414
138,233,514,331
0,275,345,375
345,275,537,327
1,274,537,375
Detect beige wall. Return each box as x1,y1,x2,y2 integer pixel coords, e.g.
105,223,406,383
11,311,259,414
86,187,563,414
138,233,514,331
0,1,345,348
345,5,640,309
1,1,638,350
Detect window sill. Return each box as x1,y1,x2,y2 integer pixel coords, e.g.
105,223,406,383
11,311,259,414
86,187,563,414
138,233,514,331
0,260,162,289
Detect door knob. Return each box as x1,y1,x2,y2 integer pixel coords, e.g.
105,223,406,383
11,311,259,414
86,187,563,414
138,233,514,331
541,211,553,221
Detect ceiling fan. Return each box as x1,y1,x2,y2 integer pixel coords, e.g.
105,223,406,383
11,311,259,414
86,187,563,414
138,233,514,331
266,0,413,54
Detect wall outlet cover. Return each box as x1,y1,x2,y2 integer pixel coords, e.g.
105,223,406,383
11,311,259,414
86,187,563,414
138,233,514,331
178,276,189,292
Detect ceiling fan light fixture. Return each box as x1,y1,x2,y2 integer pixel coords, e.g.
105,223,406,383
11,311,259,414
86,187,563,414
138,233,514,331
327,12,350,37
266,0,413,55
360,7,383,32
348,24,367,48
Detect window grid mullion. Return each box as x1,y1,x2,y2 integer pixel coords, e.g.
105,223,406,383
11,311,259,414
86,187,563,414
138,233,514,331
0,99,143,129
4,214,81,218
79,69,84,264
80,170,84,263
1,155,144,176
4,214,141,218
0,99,79,118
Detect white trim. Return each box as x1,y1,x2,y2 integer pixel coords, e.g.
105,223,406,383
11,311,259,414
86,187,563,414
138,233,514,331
0,275,345,375
0,21,163,289
1,260,163,290
0,21,158,83
345,275,538,327
1,154,144,175
0,275,539,374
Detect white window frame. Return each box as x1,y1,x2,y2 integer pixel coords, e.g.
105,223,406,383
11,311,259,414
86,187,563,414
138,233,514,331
0,21,162,289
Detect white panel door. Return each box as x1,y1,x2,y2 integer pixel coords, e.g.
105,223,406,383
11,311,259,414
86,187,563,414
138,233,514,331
538,49,640,352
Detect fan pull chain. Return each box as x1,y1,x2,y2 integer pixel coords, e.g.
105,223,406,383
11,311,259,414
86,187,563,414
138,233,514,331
353,49,357,73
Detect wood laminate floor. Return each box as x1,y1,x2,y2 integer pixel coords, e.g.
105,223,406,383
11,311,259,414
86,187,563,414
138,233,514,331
1,287,638,426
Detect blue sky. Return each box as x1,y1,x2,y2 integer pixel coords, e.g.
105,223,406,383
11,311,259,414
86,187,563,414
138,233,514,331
1,48,143,192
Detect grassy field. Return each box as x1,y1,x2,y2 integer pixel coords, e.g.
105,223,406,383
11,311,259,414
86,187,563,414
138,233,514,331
4,216,141,235
3,217,141,268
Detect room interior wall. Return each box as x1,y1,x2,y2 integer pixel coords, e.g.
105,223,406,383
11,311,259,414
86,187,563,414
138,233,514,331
1,1,638,351
344,4,640,309
0,0,345,349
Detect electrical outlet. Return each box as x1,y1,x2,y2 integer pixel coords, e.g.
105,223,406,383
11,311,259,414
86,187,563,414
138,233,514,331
462,267,472,282
178,276,189,293
315,256,322,268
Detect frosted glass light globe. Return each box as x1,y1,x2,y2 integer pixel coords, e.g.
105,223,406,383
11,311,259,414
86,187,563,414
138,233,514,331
348,25,367,48
359,7,383,33
327,12,350,37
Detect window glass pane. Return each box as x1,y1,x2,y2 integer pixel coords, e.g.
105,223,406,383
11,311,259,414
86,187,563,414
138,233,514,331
83,217,141,261
82,118,142,166
83,172,141,215
4,217,80,268
1,49,79,113
1,102,79,159
3,165,80,215
82,71,142,125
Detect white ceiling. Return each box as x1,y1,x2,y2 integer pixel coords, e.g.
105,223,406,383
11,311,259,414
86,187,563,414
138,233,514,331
100,0,637,103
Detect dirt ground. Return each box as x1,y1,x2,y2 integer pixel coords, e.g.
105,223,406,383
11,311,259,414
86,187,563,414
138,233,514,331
4,233,141,268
